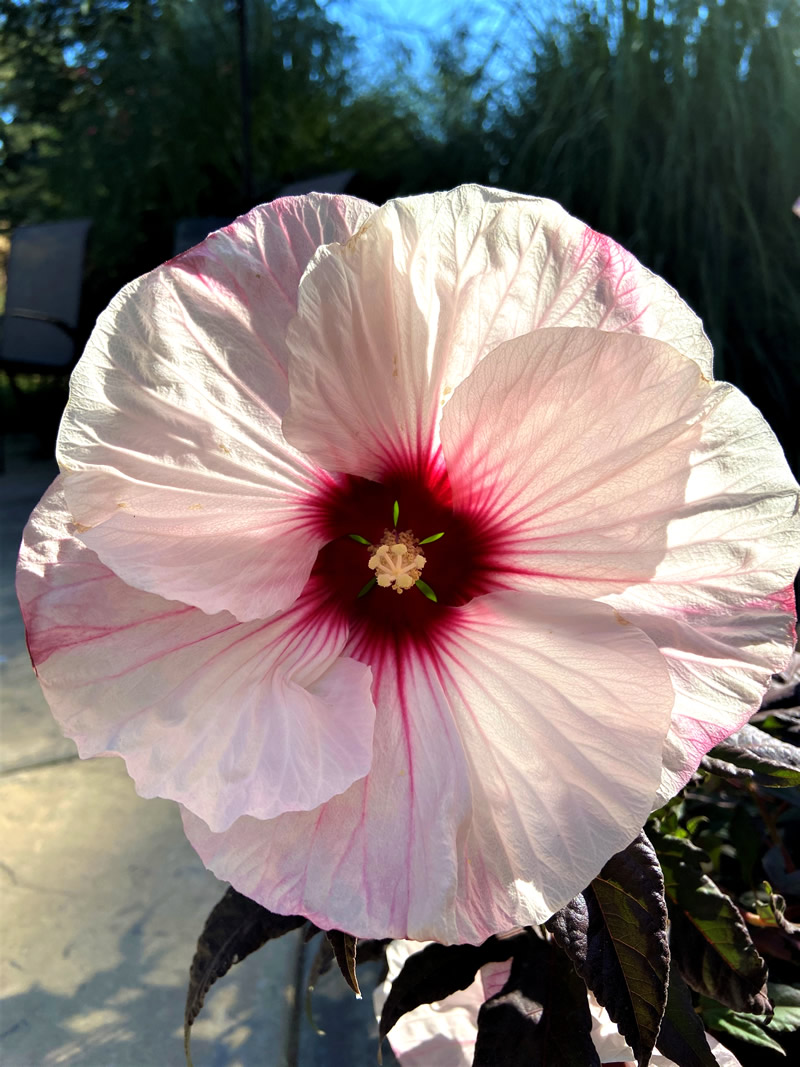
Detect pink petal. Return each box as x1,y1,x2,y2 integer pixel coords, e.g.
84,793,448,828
440,326,719,597
595,385,800,794
58,194,375,620
631,604,796,802
17,479,376,831
283,185,711,479
182,590,673,943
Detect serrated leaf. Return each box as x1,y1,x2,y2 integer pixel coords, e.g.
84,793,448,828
378,933,524,1043
546,832,669,1067
326,930,361,997
655,965,719,1067
184,888,305,1066
706,724,800,787
700,998,786,1054
650,830,770,1014
473,933,600,1067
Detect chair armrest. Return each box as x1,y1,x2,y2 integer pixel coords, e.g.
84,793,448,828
2,308,77,340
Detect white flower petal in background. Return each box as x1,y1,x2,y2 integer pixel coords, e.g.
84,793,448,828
374,940,743,1067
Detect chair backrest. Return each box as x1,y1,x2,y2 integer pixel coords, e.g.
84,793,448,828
1,218,92,371
173,217,235,256
278,170,356,197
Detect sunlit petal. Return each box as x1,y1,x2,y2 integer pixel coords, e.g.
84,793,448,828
17,480,376,831
58,194,375,620
182,590,673,942
283,185,711,478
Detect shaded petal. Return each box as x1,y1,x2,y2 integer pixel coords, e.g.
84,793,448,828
608,598,797,802
17,479,376,831
58,194,375,620
182,590,673,943
441,326,716,597
283,185,711,478
589,995,743,1066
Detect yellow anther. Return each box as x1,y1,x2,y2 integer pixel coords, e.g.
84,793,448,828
367,532,427,594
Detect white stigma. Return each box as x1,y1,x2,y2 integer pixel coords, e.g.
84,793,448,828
368,537,426,594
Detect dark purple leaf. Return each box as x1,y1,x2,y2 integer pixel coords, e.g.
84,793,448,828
547,832,669,1067
378,933,525,1044
474,933,600,1067
184,887,305,1065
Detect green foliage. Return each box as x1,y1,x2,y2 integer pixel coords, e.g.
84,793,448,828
698,996,787,1054
494,0,800,469
0,0,429,314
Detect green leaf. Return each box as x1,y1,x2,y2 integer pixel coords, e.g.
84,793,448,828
474,933,600,1066
546,832,669,1067
326,930,361,997
419,531,445,544
378,934,525,1044
767,985,800,1033
392,499,399,525
704,724,800,787
650,830,770,1014
656,966,719,1067
765,886,800,938
348,533,371,545
700,998,786,1054
184,889,305,1066
357,577,376,598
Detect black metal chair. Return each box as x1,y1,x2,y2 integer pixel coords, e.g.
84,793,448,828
0,218,91,466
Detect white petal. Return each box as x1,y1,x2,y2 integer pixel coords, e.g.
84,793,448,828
58,194,375,620
182,590,674,943
284,185,711,478
441,326,718,598
17,479,376,831
598,386,800,796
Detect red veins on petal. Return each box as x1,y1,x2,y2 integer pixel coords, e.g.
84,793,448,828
304,456,505,663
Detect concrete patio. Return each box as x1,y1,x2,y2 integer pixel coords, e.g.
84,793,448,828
0,434,393,1067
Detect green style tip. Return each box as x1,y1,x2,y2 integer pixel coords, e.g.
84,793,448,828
415,579,438,602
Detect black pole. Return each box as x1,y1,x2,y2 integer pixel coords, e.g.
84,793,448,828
237,0,253,208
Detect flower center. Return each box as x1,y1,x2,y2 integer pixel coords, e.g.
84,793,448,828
307,469,498,651
368,531,426,593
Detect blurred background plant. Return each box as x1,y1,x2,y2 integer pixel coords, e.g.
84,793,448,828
1,0,797,466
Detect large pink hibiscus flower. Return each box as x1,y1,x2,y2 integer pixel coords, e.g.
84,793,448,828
17,186,799,943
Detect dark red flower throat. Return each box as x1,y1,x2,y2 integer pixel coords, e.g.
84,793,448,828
310,462,496,648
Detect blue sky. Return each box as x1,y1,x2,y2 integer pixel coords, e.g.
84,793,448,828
325,0,558,89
